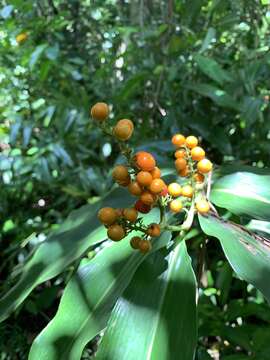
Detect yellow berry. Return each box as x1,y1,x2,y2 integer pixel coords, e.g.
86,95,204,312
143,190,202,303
197,159,213,174
186,136,198,149
191,146,205,161
168,183,182,197
182,185,193,198
196,199,210,214
172,134,186,147
170,199,183,213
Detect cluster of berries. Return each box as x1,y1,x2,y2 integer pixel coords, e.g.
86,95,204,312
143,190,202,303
90,102,213,253
167,134,212,214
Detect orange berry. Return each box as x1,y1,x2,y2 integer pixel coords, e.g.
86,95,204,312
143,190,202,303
174,149,186,159
172,134,186,147
191,146,205,161
140,191,156,205
123,208,138,222
107,224,126,241
98,207,118,225
179,167,189,177
186,136,198,149
138,239,152,254
151,166,161,179
196,199,210,214
130,236,142,249
90,102,109,121
170,199,183,213
112,165,129,181
115,208,124,217
135,151,156,171
149,179,166,194
168,183,182,197
134,200,151,214
128,181,143,196
182,185,193,198
117,178,131,187
113,119,134,141
160,186,168,197
136,171,153,187
193,173,205,183
146,223,161,237
175,158,187,171
197,159,213,174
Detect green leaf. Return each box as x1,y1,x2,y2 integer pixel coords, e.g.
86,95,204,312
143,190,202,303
29,44,47,69
187,83,240,110
194,55,233,85
247,220,270,236
200,27,216,53
96,241,197,360
29,229,171,360
211,172,270,220
199,214,270,302
0,188,132,322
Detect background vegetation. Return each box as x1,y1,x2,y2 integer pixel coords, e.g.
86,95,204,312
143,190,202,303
1,0,270,359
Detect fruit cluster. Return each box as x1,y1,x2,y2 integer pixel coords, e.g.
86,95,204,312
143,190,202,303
168,134,212,214
90,102,213,254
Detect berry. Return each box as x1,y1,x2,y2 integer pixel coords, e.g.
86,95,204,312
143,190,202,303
168,183,182,197
147,223,161,237
196,199,210,214
170,199,183,213
140,191,156,205
182,185,193,198
128,181,143,196
149,179,166,194
117,177,131,187
134,200,151,214
107,224,126,241
193,173,205,183
175,158,187,171
138,239,152,254
197,159,213,174
151,166,161,179
113,119,134,141
90,102,109,121
174,149,186,159
115,208,124,217
98,207,118,225
172,134,186,147
186,136,198,149
123,208,138,222
135,151,156,171
160,186,168,197
136,171,153,187
112,165,129,181
191,146,205,161
179,167,189,177
130,236,142,249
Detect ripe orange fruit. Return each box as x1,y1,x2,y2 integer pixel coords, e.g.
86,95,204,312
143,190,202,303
191,146,205,161
90,102,109,121
179,167,189,177
134,200,151,214
146,223,161,237
138,239,152,254
151,166,161,179
186,136,198,149
98,207,118,225
160,186,168,197
170,199,183,213
123,208,138,222
197,159,213,174
193,173,205,183
181,185,193,198
174,149,186,159
172,134,186,147
107,224,126,241
135,151,156,171
175,158,187,171
168,183,182,197
140,191,156,205
113,119,134,141
149,179,166,194
196,199,210,214
112,165,129,181
130,236,142,249
136,171,153,187
128,181,143,196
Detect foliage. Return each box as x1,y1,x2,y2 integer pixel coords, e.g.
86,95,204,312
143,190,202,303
0,0,270,359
